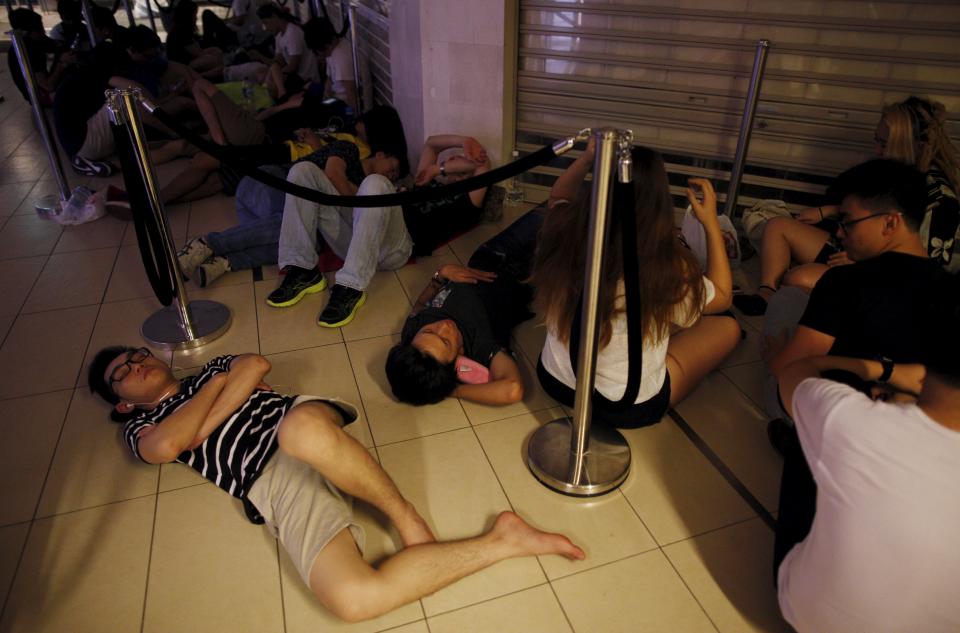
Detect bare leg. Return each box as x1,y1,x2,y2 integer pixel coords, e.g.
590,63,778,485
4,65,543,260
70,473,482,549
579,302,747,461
310,511,584,623
265,62,285,100
276,402,435,547
151,139,193,165
781,263,829,294
172,173,224,203
160,152,221,204
759,217,830,291
192,79,228,145
665,314,742,405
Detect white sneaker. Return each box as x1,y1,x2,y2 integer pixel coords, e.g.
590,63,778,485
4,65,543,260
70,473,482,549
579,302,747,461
176,238,213,280
195,255,231,288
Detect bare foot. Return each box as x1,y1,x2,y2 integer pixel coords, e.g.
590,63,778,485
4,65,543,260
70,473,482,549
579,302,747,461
492,511,585,561
395,503,436,547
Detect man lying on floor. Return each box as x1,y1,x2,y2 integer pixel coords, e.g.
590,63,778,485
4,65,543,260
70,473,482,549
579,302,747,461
88,347,583,623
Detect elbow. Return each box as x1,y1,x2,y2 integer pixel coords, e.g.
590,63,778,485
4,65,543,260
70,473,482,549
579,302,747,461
236,354,272,375
504,379,524,404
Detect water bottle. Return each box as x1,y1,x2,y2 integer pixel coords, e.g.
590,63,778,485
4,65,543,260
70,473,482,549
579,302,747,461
241,80,255,110
505,150,524,206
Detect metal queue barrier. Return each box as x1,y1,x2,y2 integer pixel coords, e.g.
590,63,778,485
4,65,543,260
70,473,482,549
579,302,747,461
344,0,362,113
723,39,770,218
107,87,232,350
527,128,635,497
78,0,99,48
9,31,72,212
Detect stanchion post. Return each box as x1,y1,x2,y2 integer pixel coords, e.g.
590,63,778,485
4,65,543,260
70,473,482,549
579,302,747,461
10,31,71,205
723,39,769,218
526,128,632,497
123,0,137,27
345,0,362,112
108,88,231,350
145,0,158,33
78,0,99,48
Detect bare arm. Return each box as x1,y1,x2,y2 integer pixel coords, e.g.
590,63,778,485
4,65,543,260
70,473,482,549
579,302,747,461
779,355,925,420
411,264,496,314
769,325,836,377
281,54,301,76
187,354,272,449
686,178,732,313
549,136,595,206
453,350,524,405
323,155,357,196
414,135,485,180
135,373,228,464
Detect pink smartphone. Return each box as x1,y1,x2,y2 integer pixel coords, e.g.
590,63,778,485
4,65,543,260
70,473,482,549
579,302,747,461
455,355,490,384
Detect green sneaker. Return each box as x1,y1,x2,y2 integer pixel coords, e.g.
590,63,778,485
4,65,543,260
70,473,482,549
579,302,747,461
317,284,366,327
266,266,328,307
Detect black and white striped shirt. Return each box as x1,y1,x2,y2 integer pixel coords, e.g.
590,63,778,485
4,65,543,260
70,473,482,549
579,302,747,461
123,355,295,501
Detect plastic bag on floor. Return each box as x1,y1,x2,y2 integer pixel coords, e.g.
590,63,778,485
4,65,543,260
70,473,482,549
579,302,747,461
54,186,106,226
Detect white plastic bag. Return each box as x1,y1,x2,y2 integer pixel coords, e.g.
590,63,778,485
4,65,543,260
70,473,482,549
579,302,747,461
680,206,741,270
54,186,106,226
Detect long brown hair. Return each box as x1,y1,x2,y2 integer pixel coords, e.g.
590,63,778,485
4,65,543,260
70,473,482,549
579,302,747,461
531,146,704,348
881,96,960,189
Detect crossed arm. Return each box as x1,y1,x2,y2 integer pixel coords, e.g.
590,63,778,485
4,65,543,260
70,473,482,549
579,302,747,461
136,355,272,464
453,351,524,405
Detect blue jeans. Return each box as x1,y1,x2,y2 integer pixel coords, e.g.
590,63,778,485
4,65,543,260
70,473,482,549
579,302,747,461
205,215,282,271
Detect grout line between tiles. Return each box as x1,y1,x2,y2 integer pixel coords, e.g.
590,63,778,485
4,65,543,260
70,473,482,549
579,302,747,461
140,480,162,633
661,547,723,633
667,408,777,530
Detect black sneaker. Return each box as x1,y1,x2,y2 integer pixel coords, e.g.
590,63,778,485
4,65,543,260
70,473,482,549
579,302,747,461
317,284,366,327
71,155,115,177
265,266,327,307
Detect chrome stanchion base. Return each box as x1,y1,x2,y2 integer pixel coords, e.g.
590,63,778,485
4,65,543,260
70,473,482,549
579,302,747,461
527,417,631,497
33,194,62,220
141,300,232,351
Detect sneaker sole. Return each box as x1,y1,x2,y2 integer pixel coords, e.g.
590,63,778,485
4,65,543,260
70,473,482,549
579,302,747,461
317,292,366,328
265,275,328,307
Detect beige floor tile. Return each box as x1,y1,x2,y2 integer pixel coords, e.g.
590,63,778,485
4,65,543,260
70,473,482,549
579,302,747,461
0,391,72,525
21,247,117,313
552,549,716,633
346,335,469,445
0,314,13,343
186,194,241,236
620,421,755,545
393,246,458,303
428,584,573,633
121,201,189,247
674,372,783,512
279,500,424,633
0,213,63,260
53,215,128,253
474,413,658,579
377,429,546,616
173,282,260,367
0,256,45,316
77,296,175,387
265,344,374,447
458,353,559,426
254,277,343,355
0,304,98,399
0,522,29,608
103,243,158,303
144,484,284,633
340,270,411,342
447,208,527,265
664,518,792,633
512,313,548,366
37,388,159,517
731,304,765,335
722,361,767,410
721,325,762,368
159,463,209,491
0,182,34,216
0,496,154,633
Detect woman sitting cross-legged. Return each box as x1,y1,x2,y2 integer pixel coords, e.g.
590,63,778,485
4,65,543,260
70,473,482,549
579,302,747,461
530,140,742,427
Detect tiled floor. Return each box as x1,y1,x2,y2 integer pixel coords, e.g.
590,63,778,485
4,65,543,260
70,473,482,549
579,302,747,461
0,63,792,632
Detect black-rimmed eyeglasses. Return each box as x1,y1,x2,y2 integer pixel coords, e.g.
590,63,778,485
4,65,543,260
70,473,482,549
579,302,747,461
838,212,900,232
109,348,152,387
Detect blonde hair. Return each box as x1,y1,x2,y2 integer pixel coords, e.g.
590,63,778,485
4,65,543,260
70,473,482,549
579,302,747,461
881,97,960,189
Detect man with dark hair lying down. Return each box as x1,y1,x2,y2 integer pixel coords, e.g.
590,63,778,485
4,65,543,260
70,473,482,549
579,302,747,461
87,346,583,623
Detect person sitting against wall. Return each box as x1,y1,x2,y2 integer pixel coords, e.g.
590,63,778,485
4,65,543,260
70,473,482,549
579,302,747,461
735,96,960,316
254,5,320,102
531,139,741,427
165,0,225,81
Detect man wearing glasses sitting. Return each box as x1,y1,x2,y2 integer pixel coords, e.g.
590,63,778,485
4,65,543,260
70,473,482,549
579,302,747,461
87,347,583,623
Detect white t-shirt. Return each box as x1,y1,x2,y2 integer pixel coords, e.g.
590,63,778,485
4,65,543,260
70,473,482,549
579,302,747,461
326,38,356,103
778,378,960,633
275,23,319,83
540,276,715,403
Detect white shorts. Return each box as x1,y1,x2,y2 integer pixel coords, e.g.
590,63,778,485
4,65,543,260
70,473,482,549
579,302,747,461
77,103,115,161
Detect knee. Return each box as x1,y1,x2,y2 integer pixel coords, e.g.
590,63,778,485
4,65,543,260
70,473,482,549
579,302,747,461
357,174,394,196
317,586,381,623
277,403,344,459
191,152,219,170
762,216,795,240
287,161,321,185
714,314,744,351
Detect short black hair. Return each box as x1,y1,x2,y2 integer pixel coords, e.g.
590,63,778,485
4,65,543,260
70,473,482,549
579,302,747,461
8,8,44,32
360,105,409,177
385,343,458,405
89,345,135,405
831,158,927,231
303,16,338,52
127,24,161,52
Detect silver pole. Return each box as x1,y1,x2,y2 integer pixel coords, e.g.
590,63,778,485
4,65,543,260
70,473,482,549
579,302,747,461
78,0,99,48
108,88,231,350
10,31,71,203
5,0,14,14
123,0,137,27
724,39,769,218
145,0,157,33
345,0,362,112
527,128,631,497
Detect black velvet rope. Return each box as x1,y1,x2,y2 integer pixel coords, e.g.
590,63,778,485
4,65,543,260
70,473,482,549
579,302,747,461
149,107,559,207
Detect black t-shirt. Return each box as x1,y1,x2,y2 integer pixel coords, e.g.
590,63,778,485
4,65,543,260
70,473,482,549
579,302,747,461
799,251,952,363
403,182,485,256
52,66,111,156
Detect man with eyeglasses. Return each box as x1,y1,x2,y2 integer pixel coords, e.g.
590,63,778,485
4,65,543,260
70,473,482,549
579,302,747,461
87,347,583,623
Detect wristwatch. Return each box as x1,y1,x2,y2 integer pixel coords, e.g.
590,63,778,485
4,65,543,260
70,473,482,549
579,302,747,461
875,356,894,382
